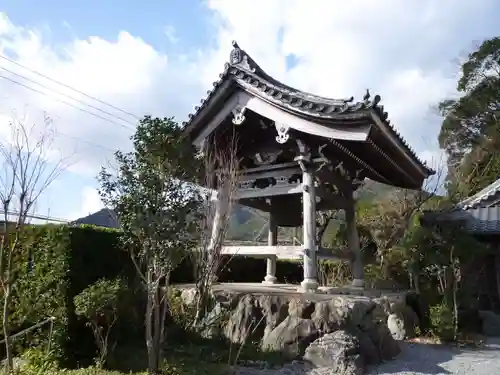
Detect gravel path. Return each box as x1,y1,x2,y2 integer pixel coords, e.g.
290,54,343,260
233,338,500,375
366,338,500,375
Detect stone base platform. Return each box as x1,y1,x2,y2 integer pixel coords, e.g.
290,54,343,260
175,282,420,374
176,282,408,311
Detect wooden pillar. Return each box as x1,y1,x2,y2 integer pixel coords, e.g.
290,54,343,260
300,164,318,292
345,194,364,288
263,213,278,284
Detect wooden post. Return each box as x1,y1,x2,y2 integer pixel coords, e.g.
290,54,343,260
300,164,318,292
263,213,278,284
345,193,364,288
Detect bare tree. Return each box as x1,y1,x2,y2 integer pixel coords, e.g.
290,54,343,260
191,134,240,329
0,114,67,373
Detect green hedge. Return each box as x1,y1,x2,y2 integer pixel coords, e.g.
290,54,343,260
4,224,137,367
171,256,303,284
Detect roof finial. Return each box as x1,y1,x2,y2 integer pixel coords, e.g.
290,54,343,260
363,89,370,101
230,40,243,65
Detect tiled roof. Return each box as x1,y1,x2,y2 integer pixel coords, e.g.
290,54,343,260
422,206,500,234
71,209,119,228
182,41,434,176
456,178,500,210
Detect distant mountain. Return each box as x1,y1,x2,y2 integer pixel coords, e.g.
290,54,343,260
71,180,401,238
72,208,119,228
357,180,399,202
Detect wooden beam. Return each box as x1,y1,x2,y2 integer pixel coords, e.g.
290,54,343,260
235,183,302,199
240,166,302,181
220,245,348,261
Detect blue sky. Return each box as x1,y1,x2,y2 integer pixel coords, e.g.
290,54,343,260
0,0,499,223
1,0,213,50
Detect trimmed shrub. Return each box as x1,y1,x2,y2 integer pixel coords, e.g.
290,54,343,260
3,224,136,367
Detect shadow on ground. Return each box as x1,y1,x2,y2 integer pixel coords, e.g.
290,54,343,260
110,328,284,375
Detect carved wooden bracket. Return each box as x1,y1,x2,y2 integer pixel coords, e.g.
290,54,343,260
294,138,313,173
275,123,290,144
316,143,365,198
232,105,246,125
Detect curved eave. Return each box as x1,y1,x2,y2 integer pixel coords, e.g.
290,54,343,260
182,42,434,179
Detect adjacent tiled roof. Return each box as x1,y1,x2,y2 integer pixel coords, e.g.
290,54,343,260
71,209,119,228
456,178,500,210
182,41,434,176
422,206,500,235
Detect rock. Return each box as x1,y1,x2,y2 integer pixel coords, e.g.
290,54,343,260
200,301,226,338
262,316,318,357
480,310,500,337
209,290,405,370
180,288,197,306
387,313,406,340
459,308,483,334
356,330,380,365
387,304,418,339
368,322,400,360
224,294,265,344
259,295,289,341
303,330,365,375
223,294,292,344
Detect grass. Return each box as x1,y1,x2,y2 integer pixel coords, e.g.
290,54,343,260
111,332,285,374
3,332,285,375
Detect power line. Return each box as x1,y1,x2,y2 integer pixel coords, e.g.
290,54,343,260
0,74,135,130
0,54,140,120
0,66,137,127
0,210,69,223
56,130,118,152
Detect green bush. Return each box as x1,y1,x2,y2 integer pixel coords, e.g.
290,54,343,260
19,347,61,374
429,302,455,341
75,278,129,368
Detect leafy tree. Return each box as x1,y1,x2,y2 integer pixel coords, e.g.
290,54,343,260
400,223,488,339
98,116,201,374
438,37,500,198
74,278,127,368
356,191,432,276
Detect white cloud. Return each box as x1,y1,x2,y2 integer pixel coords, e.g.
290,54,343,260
0,13,205,177
199,0,499,188
70,186,104,220
0,1,499,215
